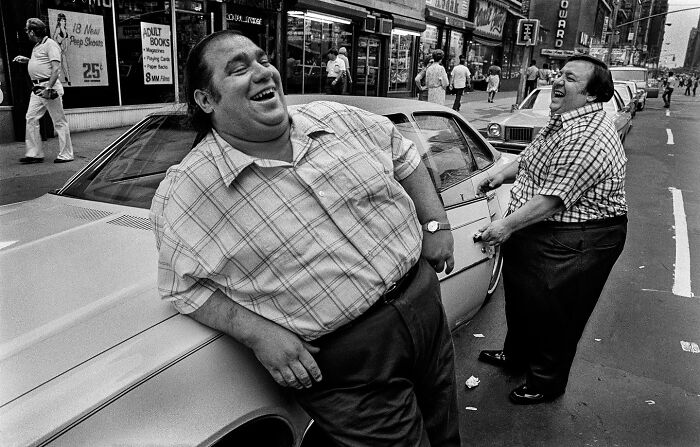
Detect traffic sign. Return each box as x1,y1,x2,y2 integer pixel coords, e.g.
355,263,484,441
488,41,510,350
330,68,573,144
516,19,540,46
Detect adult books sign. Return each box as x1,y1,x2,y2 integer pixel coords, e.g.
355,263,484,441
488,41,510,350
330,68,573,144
140,22,173,85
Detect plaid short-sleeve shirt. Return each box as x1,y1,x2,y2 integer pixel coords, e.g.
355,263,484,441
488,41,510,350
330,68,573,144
507,102,628,222
150,101,423,340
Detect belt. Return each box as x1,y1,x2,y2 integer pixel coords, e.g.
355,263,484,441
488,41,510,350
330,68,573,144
366,262,420,313
32,78,50,84
538,214,627,231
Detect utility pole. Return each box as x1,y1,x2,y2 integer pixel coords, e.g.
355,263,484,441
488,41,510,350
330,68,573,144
606,0,620,65
643,0,656,65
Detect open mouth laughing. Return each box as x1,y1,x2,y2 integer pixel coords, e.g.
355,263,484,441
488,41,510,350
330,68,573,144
251,87,276,101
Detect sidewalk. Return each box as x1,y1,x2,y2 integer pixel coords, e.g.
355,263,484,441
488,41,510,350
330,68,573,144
0,91,517,204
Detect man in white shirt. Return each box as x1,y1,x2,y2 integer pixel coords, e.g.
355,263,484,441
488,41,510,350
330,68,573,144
13,18,74,164
525,60,539,96
325,48,346,95
662,71,677,108
338,47,352,94
449,55,471,111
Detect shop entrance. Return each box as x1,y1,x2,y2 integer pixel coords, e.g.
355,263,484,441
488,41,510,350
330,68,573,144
355,36,381,97
176,11,209,101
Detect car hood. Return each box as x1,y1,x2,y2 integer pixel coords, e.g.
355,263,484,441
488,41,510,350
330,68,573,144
0,194,221,445
489,109,550,128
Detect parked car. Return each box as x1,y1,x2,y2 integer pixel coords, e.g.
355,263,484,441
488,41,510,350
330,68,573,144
615,80,645,111
0,96,514,446
609,66,659,106
614,81,637,118
485,86,633,153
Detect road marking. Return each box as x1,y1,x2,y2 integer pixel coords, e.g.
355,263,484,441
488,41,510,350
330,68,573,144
666,128,674,144
666,109,670,117
669,187,694,297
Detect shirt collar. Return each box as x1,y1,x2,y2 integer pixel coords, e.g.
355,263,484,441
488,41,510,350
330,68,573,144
557,101,603,125
207,107,336,186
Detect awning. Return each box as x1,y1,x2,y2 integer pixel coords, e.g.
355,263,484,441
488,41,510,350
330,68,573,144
393,14,426,33
472,35,502,46
425,5,475,31
292,0,368,20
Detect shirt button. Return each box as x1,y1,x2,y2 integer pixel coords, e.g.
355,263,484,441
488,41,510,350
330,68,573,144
318,191,326,197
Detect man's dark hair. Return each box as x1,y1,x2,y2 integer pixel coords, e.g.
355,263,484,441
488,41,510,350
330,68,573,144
184,30,243,133
668,71,674,76
26,18,47,38
565,54,614,103
459,55,466,63
531,60,537,66
327,48,338,56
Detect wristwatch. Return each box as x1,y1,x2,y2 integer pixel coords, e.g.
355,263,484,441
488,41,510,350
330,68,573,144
421,220,451,233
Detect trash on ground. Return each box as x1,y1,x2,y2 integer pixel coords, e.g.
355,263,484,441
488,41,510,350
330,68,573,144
645,400,655,405
473,333,485,338
594,338,602,342
465,375,480,389
680,341,700,353
639,265,645,269
465,406,478,411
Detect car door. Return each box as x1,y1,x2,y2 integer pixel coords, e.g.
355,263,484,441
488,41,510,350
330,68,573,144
389,112,496,327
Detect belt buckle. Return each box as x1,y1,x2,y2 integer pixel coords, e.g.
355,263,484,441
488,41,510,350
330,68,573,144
382,281,400,304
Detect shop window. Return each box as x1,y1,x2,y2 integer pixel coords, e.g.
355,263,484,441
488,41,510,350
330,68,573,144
389,32,416,94
286,14,352,94
419,24,439,68
116,0,176,105
448,31,464,74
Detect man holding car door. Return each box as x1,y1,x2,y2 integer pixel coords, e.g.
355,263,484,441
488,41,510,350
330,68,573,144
150,31,461,446
476,55,628,405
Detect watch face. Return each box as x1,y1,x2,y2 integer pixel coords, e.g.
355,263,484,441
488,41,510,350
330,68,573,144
427,221,439,232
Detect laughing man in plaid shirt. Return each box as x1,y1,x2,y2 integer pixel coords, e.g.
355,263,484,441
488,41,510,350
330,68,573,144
476,55,628,405
150,31,461,446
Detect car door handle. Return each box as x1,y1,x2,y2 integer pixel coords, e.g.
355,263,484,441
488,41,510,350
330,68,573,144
473,231,483,242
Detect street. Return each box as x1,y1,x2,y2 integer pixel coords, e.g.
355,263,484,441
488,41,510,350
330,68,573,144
454,93,700,446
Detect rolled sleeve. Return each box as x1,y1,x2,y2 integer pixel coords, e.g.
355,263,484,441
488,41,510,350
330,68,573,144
390,124,421,181
536,135,603,209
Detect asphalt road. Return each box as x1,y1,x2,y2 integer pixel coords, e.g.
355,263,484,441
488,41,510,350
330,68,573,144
453,93,700,446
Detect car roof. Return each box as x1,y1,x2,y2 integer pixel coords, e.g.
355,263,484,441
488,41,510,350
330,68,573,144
609,66,647,71
152,95,456,118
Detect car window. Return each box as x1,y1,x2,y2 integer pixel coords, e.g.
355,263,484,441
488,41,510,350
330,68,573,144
615,85,632,103
411,114,479,192
610,69,646,82
61,115,198,209
519,89,551,111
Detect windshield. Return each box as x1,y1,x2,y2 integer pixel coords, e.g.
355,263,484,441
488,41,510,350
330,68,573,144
614,85,632,103
610,69,646,82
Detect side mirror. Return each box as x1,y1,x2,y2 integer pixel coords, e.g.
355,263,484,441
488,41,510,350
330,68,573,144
622,106,631,113
510,104,518,112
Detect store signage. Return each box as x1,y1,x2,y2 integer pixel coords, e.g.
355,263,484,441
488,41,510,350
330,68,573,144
555,0,569,48
474,0,507,40
226,14,263,25
444,16,467,29
140,22,173,85
516,19,539,46
48,9,109,87
541,48,575,57
428,0,460,15
226,0,282,11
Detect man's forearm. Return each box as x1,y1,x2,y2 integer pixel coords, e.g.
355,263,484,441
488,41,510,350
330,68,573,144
48,61,60,89
399,161,447,223
502,194,563,233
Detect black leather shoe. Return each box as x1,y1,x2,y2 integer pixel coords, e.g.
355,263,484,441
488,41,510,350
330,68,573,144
509,383,563,405
19,156,44,164
53,158,73,163
478,350,524,370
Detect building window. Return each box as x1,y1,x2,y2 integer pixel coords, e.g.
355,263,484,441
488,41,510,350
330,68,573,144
286,12,352,94
389,30,417,93
448,31,464,73
116,0,176,105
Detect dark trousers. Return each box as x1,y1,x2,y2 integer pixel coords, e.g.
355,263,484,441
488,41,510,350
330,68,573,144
662,87,674,105
325,77,345,95
452,87,465,110
502,217,627,394
295,258,460,447
525,80,536,96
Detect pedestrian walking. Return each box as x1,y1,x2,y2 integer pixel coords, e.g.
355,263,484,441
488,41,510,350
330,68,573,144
414,56,433,101
449,55,471,111
324,48,346,95
151,30,460,446
337,47,352,94
684,76,692,95
662,71,677,108
525,60,538,96
425,50,449,105
693,76,698,96
476,55,627,405
12,18,74,164
486,69,500,103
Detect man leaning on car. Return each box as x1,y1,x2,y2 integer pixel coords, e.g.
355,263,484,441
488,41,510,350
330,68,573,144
149,31,461,446
476,55,628,405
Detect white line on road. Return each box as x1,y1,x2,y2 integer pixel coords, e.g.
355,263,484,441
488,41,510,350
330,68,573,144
669,187,694,297
666,128,674,145
666,109,670,117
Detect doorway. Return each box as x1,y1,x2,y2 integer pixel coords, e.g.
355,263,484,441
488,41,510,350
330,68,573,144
355,36,381,96
176,11,209,102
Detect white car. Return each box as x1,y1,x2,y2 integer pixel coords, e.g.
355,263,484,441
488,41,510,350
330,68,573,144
0,96,513,446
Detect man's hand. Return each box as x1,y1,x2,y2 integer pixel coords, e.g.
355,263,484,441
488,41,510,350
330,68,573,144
13,56,29,64
476,173,505,197
249,321,323,389
477,219,512,246
421,230,455,274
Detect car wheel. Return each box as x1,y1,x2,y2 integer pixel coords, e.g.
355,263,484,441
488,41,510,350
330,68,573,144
487,247,503,296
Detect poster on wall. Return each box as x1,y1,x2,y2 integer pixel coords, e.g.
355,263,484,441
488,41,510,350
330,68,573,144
473,0,507,40
48,9,109,87
140,22,173,85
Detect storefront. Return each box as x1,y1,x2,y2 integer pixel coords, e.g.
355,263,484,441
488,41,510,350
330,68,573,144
421,1,474,86
470,0,508,84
